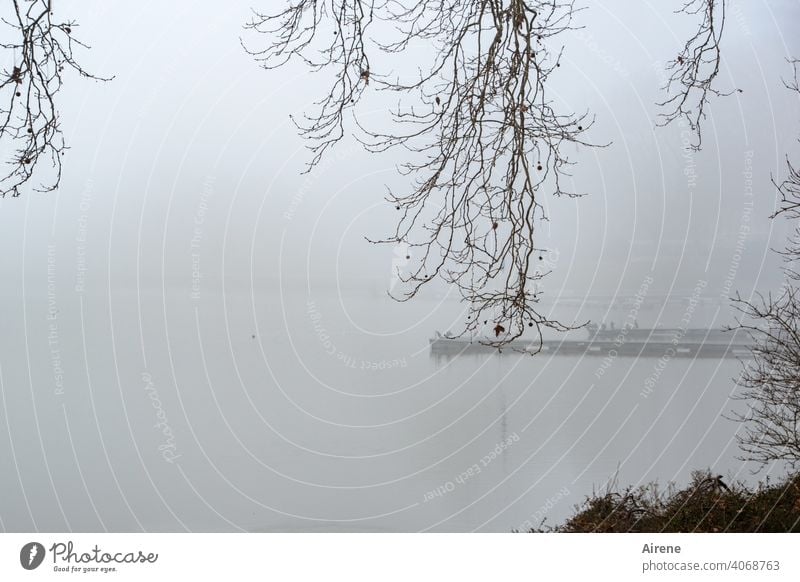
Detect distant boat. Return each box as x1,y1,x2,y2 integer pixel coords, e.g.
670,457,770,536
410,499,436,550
429,324,752,359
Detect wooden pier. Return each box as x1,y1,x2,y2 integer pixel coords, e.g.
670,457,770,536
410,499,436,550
429,330,752,359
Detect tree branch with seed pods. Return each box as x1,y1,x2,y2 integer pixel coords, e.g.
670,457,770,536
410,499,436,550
246,0,601,348
0,0,109,197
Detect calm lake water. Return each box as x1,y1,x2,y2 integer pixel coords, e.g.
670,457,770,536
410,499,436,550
0,286,767,532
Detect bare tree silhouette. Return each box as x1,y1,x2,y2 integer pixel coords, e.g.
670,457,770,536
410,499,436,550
731,288,800,469
245,0,600,347
657,0,736,151
0,0,109,197
731,59,800,469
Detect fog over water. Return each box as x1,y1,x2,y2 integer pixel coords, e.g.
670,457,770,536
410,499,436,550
0,0,799,531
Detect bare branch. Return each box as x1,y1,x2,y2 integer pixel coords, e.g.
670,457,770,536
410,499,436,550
771,59,800,221
657,0,735,151
730,290,800,470
246,0,600,346
0,0,111,197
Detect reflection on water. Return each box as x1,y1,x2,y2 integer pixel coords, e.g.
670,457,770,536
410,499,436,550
0,287,772,532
